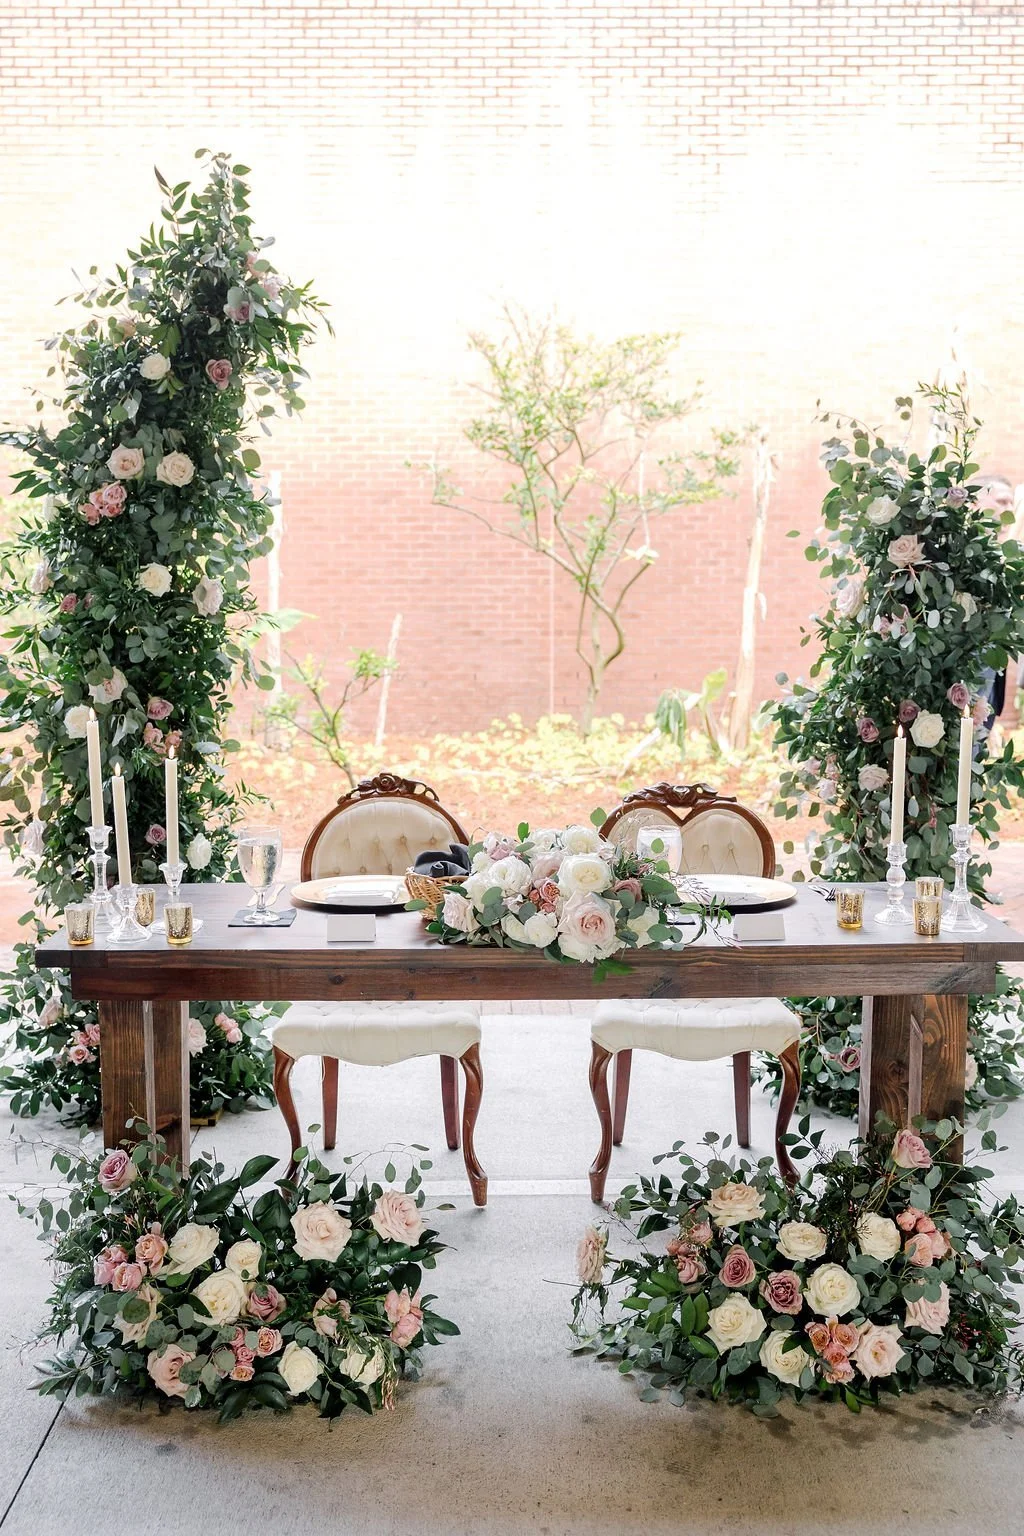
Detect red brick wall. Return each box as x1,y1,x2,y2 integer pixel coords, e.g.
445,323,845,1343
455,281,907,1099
3,1,1024,733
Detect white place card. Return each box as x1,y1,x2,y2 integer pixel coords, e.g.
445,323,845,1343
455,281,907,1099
732,911,786,944
326,913,377,943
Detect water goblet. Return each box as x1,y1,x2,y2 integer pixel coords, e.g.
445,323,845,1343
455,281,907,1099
236,824,284,925
637,824,683,875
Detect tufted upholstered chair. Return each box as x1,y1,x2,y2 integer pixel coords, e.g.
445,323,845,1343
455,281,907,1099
586,783,801,1202
271,774,487,1205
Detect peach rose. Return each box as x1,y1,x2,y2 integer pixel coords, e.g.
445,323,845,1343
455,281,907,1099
147,1343,195,1399
255,1326,283,1357
576,1226,606,1285
891,1129,932,1170
111,1261,144,1292
852,1321,905,1379
904,1232,935,1268
673,1252,706,1284
887,533,925,567
371,1190,425,1246
135,1228,168,1274
896,1205,925,1232
94,1244,129,1286
385,1287,424,1348
292,1201,354,1262
107,444,145,480
155,451,195,488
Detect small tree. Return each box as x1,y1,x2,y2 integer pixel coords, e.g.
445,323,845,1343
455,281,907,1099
765,385,1024,1113
264,648,396,787
424,310,740,731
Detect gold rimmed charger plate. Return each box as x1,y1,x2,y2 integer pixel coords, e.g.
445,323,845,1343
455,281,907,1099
289,875,409,913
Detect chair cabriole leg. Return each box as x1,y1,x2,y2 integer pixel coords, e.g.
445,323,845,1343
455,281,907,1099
732,1051,751,1147
612,1047,632,1146
322,1056,339,1150
440,1054,460,1149
775,1041,801,1185
589,1042,614,1203
273,1046,301,1173
459,1043,487,1207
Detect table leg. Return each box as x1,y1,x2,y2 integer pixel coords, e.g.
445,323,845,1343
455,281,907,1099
100,999,190,1169
859,994,967,1157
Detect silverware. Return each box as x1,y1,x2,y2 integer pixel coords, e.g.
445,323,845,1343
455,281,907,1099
811,881,837,902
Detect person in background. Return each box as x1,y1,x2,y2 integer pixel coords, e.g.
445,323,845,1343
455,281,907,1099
974,475,1019,733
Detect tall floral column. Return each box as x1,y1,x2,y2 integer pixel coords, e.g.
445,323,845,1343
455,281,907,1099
0,153,328,1124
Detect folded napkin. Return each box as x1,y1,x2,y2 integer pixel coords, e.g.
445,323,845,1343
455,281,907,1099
412,843,472,879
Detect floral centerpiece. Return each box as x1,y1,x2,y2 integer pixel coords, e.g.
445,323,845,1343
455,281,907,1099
0,151,327,1122
571,1116,1024,1415
407,812,713,978
22,1137,457,1421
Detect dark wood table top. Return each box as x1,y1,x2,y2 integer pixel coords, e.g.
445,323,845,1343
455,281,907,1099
35,882,1024,1003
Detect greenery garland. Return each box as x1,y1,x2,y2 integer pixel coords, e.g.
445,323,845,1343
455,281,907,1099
759,387,1024,1115
0,151,327,1121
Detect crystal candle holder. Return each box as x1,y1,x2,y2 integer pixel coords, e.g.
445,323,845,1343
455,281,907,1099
874,840,912,926
153,860,203,935
941,824,986,933
87,825,114,931
108,882,151,945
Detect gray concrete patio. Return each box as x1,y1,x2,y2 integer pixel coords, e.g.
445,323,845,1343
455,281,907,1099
1,1001,1023,1536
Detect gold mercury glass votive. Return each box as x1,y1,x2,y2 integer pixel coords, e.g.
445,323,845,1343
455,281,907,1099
915,877,944,900
134,888,156,927
65,902,95,947
164,903,193,946
914,896,943,938
835,889,864,931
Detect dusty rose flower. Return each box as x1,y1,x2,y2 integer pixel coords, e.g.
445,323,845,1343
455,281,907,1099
135,1228,168,1273
147,696,173,721
372,1190,425,1246
68,1043,92,1065
215,1011,243,1044
529,877,561,912
719,1244,757,1289
905,1280,950,1335
142,723,165,754
892,1129,932,1171
147,1343,194,1399
576,1226,607,1285
262,275,281,301
904,1232,935,1268
59,593,78,614
761,1269,803,1315
312,1288,351,1337
856,716,880,743
888,533,925,567
612,877,643,903
947,681,970,711
927,1227,951,1261
205,357,233,389
246,1283,286,1322
94,1244,129,1286
145,824,166,846
385,1287,424,1348
85,1021,101,1045
673,1252,706,1285
972,697,990,728
896,1205,925,1232
255,1326,283,1357
823,1357,855,1385
835,1045,861,1073
111,1261,145,1292
946,485,968,506
898,699,920,725
98,1149,137,1192
685,1217,714,1247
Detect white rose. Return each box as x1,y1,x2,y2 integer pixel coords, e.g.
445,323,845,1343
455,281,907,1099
816,778,837,803
562,823,603,855
185,833,213,870
529,828,560,851
192,575,224,617
626,906,663,948
116,1281,160,1345
759,1328,812,1386
707,1293,766,1353
887,533,925,568
40,494,56,522
64,704,91,739
187,1018,207,1056
833,578,864,618
192,1268,247,1326
107,444,145,479
805,1262,861,1317
856,1212,901,1262
851,1321,904,1379
965,1052,979,1090
521,910,559,948
470,850,495,872
29,558,52,594
558,854,611,897
279,1341,323,1397
865,494,900,526
291,1201,353,1262
485,856,533,898
166,1222,220,1276
706,1181,766,1228
441,891,478,933
858,764,889,793
910,711,945,750
776,1221,827,1262
138,562,172,596
557,892,620,963
89,669,128,706
156,451,195,487
139,352,171,381
338,1340,386,1387
224,1240,263,1280
954,591,977,620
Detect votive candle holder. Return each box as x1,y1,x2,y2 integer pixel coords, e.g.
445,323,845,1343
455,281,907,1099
164,903,193,946
914,896,943,938
134,889,156,927
915,877,944,900
65,903,95,947
836,889,864,931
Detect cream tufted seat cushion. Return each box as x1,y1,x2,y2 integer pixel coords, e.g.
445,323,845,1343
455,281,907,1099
272,1002,482,1067
309,799,459,878
592,997,800,1062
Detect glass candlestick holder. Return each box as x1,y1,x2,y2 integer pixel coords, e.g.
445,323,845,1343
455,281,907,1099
87,825,114,931
154,860,203,934
108,882,151,945
941,824,986,933
874,840,912,925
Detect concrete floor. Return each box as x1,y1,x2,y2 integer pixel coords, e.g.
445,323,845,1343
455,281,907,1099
2,1007,1024,1535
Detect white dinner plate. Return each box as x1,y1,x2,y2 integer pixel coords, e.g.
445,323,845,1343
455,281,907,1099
290,875,409,912
675,874,798,911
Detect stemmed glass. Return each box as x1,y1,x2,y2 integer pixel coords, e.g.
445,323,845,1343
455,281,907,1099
236,824,284,925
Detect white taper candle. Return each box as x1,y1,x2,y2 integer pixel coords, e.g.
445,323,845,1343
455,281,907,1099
890,725,907,846
85,709,104,828
165,749,179,865
956,707,973,825
111,763,132,884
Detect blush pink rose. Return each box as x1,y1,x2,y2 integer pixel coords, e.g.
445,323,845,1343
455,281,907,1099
612,877,643,903
761,1269,803,1316
312,1288,351,1338
111,1261,144,1291
892,1129,932,1170
719,1244,757,1289
100,482,127,512
685,1217,714,1248
898,699,920,725
835,1046,861,1072
215,1011,243,1044
888,533,925,567
135,1228,168,1273
205,358,233,389
246,1283,286,1322
85,1021,101,1045
905,1280,950,1335
558,892,619,962
68,1043,92,1065
255,1326,283,1357
59,593,78,613
856,717,880,743
972,697,990,728
673,1252,706,1284
145,824,166,846
904,1232,935,1268
896,1206,925,1232
142,722,165,753
946,681,970,711
371,1190,425,1245
94,1244,129,1286
821,1340,850,1369
98,1149,137,1192
147,1343,194,1399
384,1287,423,1348
147,697,173,721
530,851,565,880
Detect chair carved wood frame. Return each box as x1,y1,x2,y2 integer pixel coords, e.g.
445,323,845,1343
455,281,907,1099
596,783,800,1187
276,772,486,1204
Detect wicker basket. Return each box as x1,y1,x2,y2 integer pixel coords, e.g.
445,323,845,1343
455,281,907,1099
405,867,466,914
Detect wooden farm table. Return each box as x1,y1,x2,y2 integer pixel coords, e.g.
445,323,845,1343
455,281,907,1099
35,882,1024,1169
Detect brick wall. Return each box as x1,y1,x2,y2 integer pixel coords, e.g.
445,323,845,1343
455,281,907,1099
3,1,1024,733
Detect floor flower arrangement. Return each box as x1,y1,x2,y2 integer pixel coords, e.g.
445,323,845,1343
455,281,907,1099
22,1137,458,1421
571,1117,1024,1415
